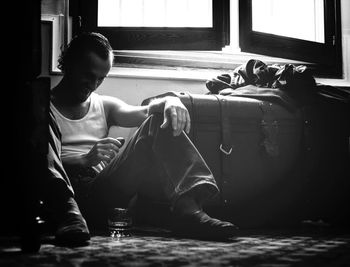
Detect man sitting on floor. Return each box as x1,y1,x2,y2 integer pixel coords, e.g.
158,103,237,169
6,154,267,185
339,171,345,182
46,31,238,245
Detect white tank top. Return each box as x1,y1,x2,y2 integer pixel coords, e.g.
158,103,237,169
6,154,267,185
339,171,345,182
50,92,109,172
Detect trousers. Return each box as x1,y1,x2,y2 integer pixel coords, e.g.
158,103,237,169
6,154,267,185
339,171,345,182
51,113,219,227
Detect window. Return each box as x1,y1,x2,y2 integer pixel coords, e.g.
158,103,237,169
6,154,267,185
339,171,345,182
78,0,229,50
73,0,342,78
98,0,213,28
252,0,325,43
239,0,343,78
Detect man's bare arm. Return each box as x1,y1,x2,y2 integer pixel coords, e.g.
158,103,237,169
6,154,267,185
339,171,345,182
102,95,190,136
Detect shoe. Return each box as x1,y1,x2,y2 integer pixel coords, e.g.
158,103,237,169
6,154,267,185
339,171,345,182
54,197,90,246
171,210,238,240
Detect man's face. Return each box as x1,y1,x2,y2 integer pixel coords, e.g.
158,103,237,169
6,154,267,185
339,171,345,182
65,51,113,103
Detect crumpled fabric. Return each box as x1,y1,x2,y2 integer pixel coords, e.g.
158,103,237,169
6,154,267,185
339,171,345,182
206,59,318,111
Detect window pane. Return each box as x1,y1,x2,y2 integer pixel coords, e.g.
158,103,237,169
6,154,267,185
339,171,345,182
252,0,324,43
98,0,212,27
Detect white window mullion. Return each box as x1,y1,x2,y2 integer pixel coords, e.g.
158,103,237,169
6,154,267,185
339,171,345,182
314,0,325,43
164,0,168,27
223,0,240,53
141,0,145,26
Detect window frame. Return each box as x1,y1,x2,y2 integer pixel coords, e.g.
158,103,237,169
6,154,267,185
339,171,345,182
238,0,343,78
70,0,344,79
77,0,230,50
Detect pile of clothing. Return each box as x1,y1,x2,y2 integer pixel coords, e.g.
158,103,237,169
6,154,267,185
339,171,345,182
206,59,349,111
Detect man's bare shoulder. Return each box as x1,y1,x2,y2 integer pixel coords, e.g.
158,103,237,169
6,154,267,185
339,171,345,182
98,94,147,127
99,94,128,108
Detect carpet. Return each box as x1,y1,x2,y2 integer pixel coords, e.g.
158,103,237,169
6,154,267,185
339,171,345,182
1,227,350,267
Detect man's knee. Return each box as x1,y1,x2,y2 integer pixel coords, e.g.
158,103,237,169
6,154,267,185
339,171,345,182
139,113,168,138
148,113,163,128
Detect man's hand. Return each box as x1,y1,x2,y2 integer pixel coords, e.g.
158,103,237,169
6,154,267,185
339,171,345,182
160,96,191,136
83,137,124,167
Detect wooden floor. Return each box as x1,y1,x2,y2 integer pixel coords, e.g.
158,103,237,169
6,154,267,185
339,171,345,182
1,226,350,267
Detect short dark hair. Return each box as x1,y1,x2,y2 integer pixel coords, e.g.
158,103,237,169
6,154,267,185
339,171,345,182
58,32,113,72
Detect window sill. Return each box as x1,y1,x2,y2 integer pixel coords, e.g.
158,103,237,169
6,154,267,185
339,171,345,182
110,50,350,87
111,49,306,81
109,65,226,81
113,49,307,70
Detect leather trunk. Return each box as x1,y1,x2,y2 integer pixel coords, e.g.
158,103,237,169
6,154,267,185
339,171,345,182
142,89,350,228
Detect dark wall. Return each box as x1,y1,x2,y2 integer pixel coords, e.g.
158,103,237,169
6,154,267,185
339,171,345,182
1,0,49,241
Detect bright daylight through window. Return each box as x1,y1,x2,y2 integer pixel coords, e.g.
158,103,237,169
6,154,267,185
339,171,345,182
98,0,212,27
252,0,324,43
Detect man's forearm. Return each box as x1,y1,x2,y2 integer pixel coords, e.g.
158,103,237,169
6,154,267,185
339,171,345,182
145,95,190,136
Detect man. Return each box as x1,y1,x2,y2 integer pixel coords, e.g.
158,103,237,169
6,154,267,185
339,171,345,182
48,32,237,244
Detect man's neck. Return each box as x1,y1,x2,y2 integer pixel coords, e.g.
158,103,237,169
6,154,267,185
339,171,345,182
51,82,92,120
51,81,81,107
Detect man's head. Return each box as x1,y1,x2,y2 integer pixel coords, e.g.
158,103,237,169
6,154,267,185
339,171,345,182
58,32,114,103
58,32,113,73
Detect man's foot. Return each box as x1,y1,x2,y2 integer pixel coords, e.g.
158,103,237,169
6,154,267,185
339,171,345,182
171,210,238,240
54,197,90,246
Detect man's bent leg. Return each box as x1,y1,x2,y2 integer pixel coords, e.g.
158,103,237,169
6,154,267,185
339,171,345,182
92,114,218,206
87,114,238,239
